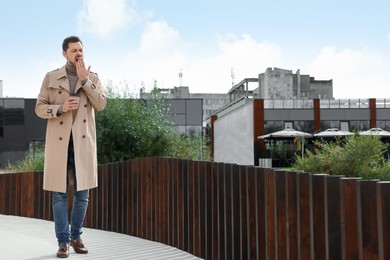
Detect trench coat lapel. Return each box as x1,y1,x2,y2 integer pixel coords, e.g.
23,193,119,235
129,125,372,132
74,79,83,94
57,66,71,93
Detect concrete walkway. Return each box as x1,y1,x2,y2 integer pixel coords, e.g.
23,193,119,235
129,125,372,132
0,215,202,260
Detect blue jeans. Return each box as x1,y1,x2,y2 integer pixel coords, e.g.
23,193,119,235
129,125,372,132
52,138,89,245
53,187,89,245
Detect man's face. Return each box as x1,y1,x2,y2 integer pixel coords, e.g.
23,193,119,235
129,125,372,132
63,42,84,66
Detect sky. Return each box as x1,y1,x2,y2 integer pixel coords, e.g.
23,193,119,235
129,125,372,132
1,0,389,99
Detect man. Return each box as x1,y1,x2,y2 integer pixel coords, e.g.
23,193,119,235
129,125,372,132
35,36,106,258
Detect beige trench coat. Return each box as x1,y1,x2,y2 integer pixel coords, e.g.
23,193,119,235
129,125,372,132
35,65,106,192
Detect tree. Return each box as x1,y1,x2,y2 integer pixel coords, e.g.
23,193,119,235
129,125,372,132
96,82,209,163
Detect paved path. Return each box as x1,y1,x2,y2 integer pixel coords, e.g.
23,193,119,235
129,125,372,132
0,215,202,260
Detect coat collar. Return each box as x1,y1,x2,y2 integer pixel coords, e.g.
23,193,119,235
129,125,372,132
56,65,83,94
56,65,68,80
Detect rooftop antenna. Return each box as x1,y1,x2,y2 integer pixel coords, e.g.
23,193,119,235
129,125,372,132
179,69,183,87
231,67,235,87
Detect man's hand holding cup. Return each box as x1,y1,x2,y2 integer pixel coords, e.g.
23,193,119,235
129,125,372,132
63,93,80,113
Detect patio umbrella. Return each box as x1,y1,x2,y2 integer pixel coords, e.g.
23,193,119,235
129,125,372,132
257,127,313,140
314,128,353,139
258,127,313,158
359,128,390,137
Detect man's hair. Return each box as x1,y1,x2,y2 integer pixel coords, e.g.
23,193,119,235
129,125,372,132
62,36,83,51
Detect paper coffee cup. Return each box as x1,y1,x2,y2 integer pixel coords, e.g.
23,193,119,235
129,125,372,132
70,93,80,108
70,93,80,101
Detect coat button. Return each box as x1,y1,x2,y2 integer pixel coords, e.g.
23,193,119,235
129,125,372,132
82,135,86,138
59,137,62,141
83,119,86,123
84,104,87,108
60,121,63,125
58,90,62,94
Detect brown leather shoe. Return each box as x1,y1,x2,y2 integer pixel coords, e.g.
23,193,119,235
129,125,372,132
56,243,69,258
71,238,88,254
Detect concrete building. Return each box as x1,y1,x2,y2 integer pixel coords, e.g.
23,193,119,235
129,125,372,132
227,67,333,100
258,67,333,99
0,80,3,98
140,86,230,120
143,68,333,122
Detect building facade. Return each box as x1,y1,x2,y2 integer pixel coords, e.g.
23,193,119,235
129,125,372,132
140,86,230,121
140,67,332,122
0,80,3,98
0,98,46,169
255,67,333,99
209,98,390,167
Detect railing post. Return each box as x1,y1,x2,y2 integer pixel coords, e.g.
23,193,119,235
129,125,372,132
326,175,343,260
342,178,363,260
377,181,390,260
298,173,313,260
360,180,380,259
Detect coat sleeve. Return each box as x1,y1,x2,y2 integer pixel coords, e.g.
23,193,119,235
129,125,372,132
82,73,106,112
35,73,62,119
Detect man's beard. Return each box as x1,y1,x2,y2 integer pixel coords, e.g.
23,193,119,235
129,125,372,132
67,60,76,67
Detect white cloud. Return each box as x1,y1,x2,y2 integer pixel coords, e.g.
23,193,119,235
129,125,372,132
307,46,388,98
77,0,135,38
116,20,187,91
116,23,283,94
188,34,283,92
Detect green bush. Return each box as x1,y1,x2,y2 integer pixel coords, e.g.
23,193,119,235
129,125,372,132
293,135,390,180
3,151,44,173
168,133,211,161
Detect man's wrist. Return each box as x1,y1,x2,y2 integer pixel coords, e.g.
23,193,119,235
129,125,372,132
81,78,88,85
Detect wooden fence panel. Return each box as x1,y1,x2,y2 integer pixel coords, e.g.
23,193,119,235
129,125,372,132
0,174,5,214
255,167,267,260
342,178,363,260
33,172,42,219
19,173,26,217
119,161,127,234
217,162,226,260
224,163,234,260
3,158,390,260
176,159,185,251
198,160,207,259
326,175,343,260
96,165,104,230
241,166,250,259
181,159,189,253
275,170,288,260
298,173,313,260
101,164,109,230
377,181,390,260
170,158,179,249
231,164,241,260
115,161,123,233
360,180,380,259
143,158,153,240
192,160,201,256
211,161,219,260
287,171,298,260
266,168,276,260
132,159,142,238
312,174,328,260
204,161,213,260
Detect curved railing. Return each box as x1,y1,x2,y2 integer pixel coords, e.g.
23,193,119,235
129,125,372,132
1,157,390,259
